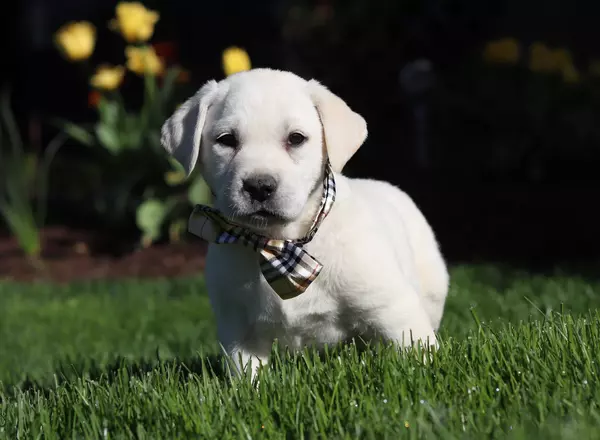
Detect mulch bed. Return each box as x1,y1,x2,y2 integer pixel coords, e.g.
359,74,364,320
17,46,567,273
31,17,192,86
0,226,207,283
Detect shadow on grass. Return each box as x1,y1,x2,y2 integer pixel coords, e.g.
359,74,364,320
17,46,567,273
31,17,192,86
3,339,380,400
3,352,230,399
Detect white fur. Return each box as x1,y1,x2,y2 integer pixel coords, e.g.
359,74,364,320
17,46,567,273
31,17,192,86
161,68,449,379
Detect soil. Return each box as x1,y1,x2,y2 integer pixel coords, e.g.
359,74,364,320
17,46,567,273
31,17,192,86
0,226,207,283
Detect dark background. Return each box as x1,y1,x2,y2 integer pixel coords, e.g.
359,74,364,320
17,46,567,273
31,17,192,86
2,0,599,273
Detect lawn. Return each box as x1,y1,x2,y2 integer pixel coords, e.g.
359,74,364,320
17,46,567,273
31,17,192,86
1,265,599,439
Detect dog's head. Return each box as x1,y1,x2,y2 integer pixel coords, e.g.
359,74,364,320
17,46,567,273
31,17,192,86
161,68,367,236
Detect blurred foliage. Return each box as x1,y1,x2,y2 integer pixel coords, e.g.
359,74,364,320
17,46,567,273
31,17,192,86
432,38,600,180
6,0,600,251
54,2,212,247
0,96,41,259
279,1,600,182
0,89,66,261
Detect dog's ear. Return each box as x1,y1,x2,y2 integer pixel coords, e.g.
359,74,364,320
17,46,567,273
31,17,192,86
161,79,219,176
308,79,367,172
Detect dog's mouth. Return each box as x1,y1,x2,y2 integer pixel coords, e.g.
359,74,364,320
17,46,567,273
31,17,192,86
233,209,289,230
250,209,288,223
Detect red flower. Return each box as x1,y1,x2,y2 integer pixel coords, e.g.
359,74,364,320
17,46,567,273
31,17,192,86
152,41,178,64
176,69,191,83
88,90,101,108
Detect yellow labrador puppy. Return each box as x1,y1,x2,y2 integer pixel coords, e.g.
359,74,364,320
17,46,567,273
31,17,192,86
161,68,448,379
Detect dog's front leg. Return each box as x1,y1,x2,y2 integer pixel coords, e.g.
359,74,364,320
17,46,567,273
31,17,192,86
360,286,438,351
225,345,268,383
216,316,269,383
375,308,438,350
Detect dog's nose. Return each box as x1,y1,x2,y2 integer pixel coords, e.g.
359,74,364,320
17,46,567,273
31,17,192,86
242,175,278,202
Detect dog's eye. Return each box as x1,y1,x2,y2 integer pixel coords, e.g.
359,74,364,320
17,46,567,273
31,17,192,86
287,132,307,147
216,133,238,148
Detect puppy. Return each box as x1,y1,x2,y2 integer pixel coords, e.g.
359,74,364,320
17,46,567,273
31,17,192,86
161,68,449,379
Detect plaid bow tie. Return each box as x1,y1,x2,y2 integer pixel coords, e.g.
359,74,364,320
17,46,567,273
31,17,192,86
188,162,336,300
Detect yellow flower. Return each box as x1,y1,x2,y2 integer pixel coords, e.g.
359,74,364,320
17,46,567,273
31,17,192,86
553,48,573,70
109,2,159,43
529,44,574,73
222,46,251,76
125,46,164,76
561,63,580,84
482,38,520,64
529,43,580,83
54,21,96,61
529,42,557,73
552,48,580,83
90,65,125,90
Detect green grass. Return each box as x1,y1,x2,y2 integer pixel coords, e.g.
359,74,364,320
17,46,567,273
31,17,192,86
0,265,599,439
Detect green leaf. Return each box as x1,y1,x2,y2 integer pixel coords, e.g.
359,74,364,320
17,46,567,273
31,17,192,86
147,130,162,152
97,97,121,127
187,176,211,205
167,156,185,173
60,122,95,146
0,87,24,154
123,113,144,150
144,73,158,105
0,155,40,258
95,124,122,154
0,205,40,257
141,74,158,130
164,170,187,186
158,67,181,110
23,153,38,192
136,198,169,246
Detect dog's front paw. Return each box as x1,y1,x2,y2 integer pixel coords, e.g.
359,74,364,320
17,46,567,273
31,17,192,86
225,348,268,385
